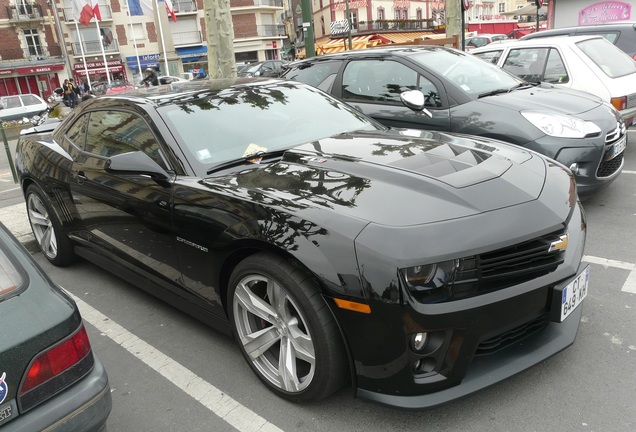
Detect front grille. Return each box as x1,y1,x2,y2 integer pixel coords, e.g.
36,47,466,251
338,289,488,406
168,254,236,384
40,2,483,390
597,152,623,177
411,229,567,303
597,120,626,178
475,314,549,355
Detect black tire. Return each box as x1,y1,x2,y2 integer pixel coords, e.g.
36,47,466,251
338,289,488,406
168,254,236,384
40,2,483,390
227,253,348,403
25,184,76,266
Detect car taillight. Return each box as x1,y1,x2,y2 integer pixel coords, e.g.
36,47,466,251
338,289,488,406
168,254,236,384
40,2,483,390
20,325,92,395
610,96,627,111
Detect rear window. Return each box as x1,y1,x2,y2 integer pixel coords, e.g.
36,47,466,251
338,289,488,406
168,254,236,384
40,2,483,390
0,245,24,300
283,61,341,91
576,38,636,78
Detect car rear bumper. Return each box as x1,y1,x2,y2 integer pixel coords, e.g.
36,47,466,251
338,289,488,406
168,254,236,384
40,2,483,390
3,354,111,432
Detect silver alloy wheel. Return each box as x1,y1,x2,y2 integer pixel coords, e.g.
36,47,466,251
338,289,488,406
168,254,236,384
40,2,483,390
27,192,58,260
232,274,316,393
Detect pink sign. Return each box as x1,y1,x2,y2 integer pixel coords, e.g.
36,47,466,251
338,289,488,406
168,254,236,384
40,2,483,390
579,1,631,25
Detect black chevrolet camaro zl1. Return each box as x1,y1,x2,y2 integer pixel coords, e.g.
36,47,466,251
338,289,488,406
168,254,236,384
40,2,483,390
15,79,589,409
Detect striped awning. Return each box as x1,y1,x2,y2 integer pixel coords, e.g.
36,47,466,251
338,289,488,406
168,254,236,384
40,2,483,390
316,34,391,55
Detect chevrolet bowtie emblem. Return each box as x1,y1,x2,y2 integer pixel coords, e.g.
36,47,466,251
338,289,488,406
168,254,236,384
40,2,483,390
548,234,569,253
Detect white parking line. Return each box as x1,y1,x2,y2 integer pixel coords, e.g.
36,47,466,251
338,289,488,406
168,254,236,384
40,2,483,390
67,292,285,432
622,170,636,175
583,255,636,293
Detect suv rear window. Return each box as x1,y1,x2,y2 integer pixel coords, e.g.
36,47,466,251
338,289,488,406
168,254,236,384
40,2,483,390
0,245,24,300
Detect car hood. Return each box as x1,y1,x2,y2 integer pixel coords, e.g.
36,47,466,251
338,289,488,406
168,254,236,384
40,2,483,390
479,84,603,115
227,130,554,227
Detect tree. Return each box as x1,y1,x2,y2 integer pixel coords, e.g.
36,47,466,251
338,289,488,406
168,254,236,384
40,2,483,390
203,0,237,78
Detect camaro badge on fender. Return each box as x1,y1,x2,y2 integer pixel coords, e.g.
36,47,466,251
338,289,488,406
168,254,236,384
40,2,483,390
549,234,569,253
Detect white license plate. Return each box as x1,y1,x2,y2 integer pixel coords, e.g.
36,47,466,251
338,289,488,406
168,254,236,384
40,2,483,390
612,136,626,158
560,266,589,321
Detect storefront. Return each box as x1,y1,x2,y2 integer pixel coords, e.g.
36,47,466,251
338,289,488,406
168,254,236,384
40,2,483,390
72,59,127,86
0,64,64,98
125,54,161,83
176,46,208,77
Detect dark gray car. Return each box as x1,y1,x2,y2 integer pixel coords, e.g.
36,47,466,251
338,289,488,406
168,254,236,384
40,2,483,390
281,46,626,198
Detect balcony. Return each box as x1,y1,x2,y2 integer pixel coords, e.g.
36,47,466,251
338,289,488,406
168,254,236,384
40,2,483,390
231,0,283,10
234,24,286,39
0,47,64,66
173,31,203,46
173,0,198,14
72,38,119,56
6,4,45,22
63,5,113,22
356,19,434,33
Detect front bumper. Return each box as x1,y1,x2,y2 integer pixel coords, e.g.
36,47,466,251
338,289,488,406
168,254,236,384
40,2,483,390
2,354,111,432
356,264,586,409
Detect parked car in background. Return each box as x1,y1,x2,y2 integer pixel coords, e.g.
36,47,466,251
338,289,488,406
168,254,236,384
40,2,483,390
464,34,509,51
281,46,626,198
471,35,636,127
159,75,188,85
520,21,636,59
0,222,111,430
92,80,134,96
236,60,288,77
15,79,588,409
0,94,48,122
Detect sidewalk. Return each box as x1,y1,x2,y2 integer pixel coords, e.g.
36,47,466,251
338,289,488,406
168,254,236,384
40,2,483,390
0,202,37,252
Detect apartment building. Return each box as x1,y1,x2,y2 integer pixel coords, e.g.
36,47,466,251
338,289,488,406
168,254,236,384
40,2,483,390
0,0,287,97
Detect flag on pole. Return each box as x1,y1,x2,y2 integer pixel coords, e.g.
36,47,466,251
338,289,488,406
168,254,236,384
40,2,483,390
129,0,154,17
72,0,101,25
90,0,102,21
161,0,177,22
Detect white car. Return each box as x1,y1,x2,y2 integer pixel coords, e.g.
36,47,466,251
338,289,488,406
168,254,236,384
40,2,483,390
0,94,48,122
471,35,636,126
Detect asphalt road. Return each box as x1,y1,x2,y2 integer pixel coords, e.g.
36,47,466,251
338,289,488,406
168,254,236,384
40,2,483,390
3,131,636,432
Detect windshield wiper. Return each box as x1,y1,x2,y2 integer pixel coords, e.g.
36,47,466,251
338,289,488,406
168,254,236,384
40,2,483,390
477,88,511,98
205,150,286,175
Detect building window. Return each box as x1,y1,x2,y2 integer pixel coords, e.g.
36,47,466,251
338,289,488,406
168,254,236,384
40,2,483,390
127,23,146,42
378,8,384,21
350,10,358,29
24,29,43,59
499,2,505,13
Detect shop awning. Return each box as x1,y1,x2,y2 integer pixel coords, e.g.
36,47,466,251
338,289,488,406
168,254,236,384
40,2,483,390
502,4,547,16
316,34,391,55
176,46,208,61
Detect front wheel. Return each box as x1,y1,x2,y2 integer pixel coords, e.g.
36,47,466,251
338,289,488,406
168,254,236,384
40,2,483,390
25,184,75,266
227,253,348,403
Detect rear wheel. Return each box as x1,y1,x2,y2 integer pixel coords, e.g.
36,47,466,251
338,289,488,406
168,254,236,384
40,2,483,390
227,253,348,402
25,184,75,266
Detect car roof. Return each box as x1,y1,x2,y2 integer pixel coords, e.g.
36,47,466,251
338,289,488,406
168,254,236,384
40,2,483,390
521,21,636,38
89,78,288,106
289,45,458,64
470,34,606,52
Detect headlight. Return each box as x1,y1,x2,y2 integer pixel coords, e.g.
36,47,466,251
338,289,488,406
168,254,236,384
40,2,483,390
521,111,601,138
400,259,460,291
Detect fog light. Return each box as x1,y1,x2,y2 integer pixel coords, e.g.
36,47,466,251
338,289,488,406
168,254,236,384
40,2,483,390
412,332,428,351
569,163,579,175
413,357,436,374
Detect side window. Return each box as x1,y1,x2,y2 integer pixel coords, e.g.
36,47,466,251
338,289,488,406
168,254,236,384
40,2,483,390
21,95,42,106
473,50,504,64
84,110,167,169
503,48,548,82
342,60,441,107
283,61,340,89
544,49,569,84
65,113,89,150
3,96,21,109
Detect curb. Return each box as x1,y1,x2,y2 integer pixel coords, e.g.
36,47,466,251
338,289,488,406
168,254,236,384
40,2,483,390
0,202,39,253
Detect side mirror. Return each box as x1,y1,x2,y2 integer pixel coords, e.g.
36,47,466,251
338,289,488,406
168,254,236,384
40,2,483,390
400,90,426,111
106,151,172,187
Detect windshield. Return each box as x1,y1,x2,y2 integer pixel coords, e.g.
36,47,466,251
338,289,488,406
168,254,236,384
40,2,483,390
409,48,523,97
159,82,381,175
576,38,636,78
